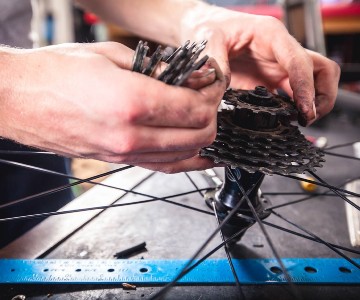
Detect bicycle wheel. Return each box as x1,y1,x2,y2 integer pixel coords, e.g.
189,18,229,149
0,103,359,300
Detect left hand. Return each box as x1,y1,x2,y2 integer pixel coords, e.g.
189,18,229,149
180,6,340,126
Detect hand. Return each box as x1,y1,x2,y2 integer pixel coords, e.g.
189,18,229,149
181,6,340,126
0,42,226,173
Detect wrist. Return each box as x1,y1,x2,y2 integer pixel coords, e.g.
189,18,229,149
180,2,217,43
0,50,11,130
0,48,21,139
180,5,256,51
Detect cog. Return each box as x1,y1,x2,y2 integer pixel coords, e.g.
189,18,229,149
200,87,325,175
224,87,298,117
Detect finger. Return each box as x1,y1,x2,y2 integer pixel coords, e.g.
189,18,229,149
202,37,231,86
183,68,216,90
99,149,200,164
278,78,293,99
86,42,135,70
121,62,224,129
104,119,217,155
271,26,316,126
91,42,171,78
196,57,226,97
306,50,340,123
137,155,218,173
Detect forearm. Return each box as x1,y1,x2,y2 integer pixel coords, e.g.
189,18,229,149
0,47,19,139
76,0,211,46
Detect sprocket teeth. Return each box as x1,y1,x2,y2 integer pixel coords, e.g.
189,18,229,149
202,88,325,175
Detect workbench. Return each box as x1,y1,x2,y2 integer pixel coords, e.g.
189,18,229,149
0,106,360,299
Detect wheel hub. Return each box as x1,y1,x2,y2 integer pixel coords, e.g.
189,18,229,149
202,86,325,240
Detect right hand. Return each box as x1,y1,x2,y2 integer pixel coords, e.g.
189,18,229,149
0,42,226,173
180,6,340,126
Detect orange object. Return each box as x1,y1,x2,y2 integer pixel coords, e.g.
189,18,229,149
300,175,317,192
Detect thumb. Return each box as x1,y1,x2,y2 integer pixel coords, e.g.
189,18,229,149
203,38,231,87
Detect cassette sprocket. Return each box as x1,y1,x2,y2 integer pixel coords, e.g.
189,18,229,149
200,86,325,175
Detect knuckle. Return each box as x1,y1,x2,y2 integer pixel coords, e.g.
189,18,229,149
262,16,284,30
122,105,144,124
104,155,128,164
110,134,138,155
196,111,212,128
303,54,314,69
196,26,222,42
208,130,217,145
161,165,178,174
97,41,121,54
204,126,217,146
104,41,119,49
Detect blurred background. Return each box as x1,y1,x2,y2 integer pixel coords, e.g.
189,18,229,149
31,0,360,194
33,0,360,87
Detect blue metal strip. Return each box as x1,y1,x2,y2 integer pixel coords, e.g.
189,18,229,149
0,258,359,285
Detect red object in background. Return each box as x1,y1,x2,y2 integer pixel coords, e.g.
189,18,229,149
321,2,360,18
227,2,360,19
82,3,360,27
228,4,282,18
83,12,99,25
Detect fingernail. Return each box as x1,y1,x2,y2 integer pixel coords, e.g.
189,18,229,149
312,101,317,120
197,68,216,78
304,100,317,126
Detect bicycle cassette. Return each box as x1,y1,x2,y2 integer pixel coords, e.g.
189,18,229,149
200,86,325,175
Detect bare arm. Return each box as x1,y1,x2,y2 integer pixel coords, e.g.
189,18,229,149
0,43,224,173
76,0,339,126
76,0,203,47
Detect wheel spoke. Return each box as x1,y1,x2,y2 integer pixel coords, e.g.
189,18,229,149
308,170,360,211
0,165,134,210
0,188,214,223
227,167,300,300
179,229,249,284
0,150,55,155
161,197,214,215
235,214,360,255
149,179,260,300
0,158,218,215
323,151,360,161
184,172,204,197
0,199,157,222
268,177,360,210
0,158,145,196
212,200,243,299
262,220,360,254
277,173,360,198
263,192,338,196
324,140,359,151
271,210,360,269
